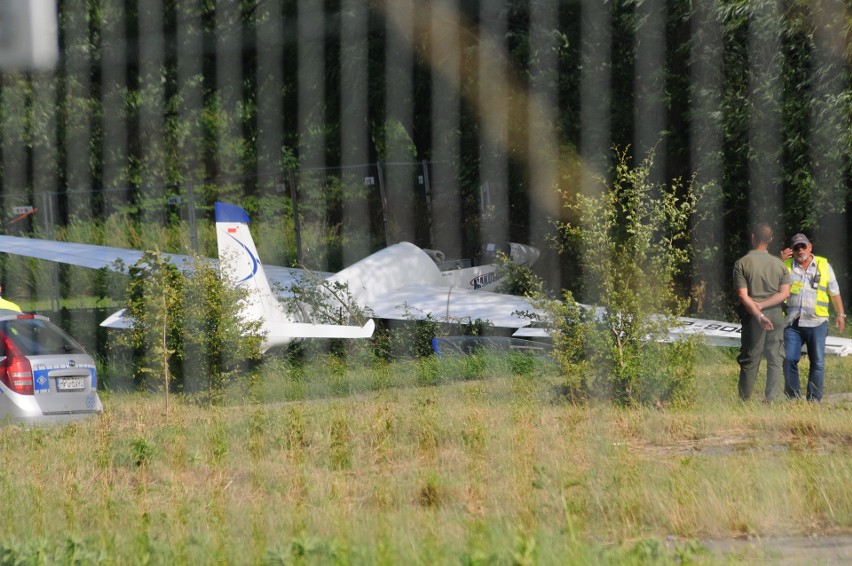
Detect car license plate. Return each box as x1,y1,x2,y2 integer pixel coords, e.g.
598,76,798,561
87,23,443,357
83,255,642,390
57,377,85,391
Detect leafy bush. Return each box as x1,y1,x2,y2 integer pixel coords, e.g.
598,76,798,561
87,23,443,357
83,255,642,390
120,250,263,405
546,147,703,406
281,271,377,360
527,290,589,402
494,250,541,297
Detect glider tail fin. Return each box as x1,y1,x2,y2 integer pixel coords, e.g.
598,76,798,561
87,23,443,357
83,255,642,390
215,201,280,323
214,202,374,350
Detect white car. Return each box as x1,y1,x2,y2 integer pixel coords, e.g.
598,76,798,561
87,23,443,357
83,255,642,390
0,311,102,424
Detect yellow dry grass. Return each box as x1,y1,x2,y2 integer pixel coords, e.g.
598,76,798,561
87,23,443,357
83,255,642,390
0,347,850,563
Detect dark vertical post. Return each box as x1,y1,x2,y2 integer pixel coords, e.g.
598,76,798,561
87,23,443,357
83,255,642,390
187,183,198,253
289,167,303,265
376,161,390,245
421,159,434,247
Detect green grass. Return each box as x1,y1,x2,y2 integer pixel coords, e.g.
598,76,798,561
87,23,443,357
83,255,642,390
0,346,851,563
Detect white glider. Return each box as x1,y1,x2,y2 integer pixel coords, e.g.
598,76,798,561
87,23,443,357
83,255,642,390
1,202,851,356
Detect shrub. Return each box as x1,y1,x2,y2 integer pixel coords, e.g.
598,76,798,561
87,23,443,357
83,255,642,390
120,250,264,405
548,147,703,406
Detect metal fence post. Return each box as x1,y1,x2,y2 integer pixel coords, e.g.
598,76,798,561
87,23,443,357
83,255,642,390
289,167,303,265
421,159,434,247
376,161,389,245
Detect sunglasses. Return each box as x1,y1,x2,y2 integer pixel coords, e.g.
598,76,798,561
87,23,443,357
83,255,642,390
792,244,808,251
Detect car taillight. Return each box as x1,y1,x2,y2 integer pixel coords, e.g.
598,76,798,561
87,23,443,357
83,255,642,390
0,336,32,395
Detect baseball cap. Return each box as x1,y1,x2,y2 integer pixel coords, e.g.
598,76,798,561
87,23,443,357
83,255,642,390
790,233,810,247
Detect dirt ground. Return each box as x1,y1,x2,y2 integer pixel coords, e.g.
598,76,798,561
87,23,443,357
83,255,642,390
699,534,852,564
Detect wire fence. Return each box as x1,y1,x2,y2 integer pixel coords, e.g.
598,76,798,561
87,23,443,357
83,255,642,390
0,159,446,267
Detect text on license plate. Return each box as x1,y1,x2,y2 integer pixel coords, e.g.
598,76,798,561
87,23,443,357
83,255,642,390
58,377,85,391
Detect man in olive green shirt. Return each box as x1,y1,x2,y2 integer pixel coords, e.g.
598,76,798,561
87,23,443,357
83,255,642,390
732,223,791,400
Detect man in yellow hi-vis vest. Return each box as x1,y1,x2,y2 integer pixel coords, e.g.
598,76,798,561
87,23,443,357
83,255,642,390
780,233,846,401
0,285,21,312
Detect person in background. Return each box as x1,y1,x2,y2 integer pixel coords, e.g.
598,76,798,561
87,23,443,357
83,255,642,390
733,222,791,401
0,285,21,312
779,233,845,401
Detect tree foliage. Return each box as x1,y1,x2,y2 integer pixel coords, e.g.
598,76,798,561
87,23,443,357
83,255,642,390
121,251,263,404
550,147,702,406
